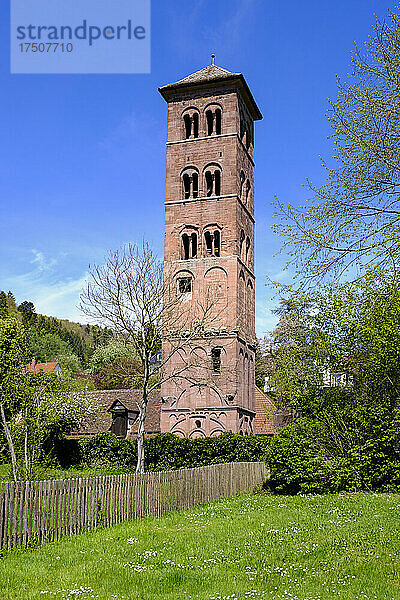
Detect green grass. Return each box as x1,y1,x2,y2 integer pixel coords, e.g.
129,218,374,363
0,493,399,600
0,463,132,480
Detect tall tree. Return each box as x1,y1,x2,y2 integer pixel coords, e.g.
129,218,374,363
0,291,8,318
275,10,400,287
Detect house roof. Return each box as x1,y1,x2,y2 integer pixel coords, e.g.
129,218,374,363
68,389,161,438
254,387,275,435
158,62,262,121
108,390,161,436
24,361,60,374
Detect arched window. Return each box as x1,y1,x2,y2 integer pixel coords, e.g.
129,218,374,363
205,171,213,196
246,236,250,262
182,231,197,259
205,106,222,136
192,113,199,138
177,276,192,296
182,169,199,200
195,419,202,429
184,114,192,139
245,179,251,205
215,108,222,135
192,173,198,198
183,173,191,199
204,168,222,197
206,110,214,136
239,170,245,200
204,229,221,257
191,232,197,258
204,230,213,255
214,230,220,256
240,230,245,259
214,170,221,196
182,233,190,259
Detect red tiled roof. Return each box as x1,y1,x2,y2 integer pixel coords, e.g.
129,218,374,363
24,362,60,374
254,387,275,435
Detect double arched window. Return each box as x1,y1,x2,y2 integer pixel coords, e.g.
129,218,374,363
180,225,222,260
204,164,222,197
183,109,199,139
239,170,251,205
239,230,251,264
182,231,198,259
205,106,222,136
204,228,221,257
181,168,199,200
182,105,222,139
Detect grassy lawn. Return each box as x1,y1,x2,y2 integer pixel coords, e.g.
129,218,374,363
0,493,399,600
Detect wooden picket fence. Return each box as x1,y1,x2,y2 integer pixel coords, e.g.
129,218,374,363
0,461,267,550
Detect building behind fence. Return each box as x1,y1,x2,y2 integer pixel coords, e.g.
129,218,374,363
0,461,267,550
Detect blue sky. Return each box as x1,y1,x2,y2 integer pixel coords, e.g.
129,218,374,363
0,0,393,335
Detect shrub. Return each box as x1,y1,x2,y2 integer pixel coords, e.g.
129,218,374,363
58,431,270,472
265,415,400,495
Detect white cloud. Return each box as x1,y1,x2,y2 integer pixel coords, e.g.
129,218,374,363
2,249,89,324
30,275,89,323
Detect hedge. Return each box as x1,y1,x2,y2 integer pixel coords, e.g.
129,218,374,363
56,431,270,472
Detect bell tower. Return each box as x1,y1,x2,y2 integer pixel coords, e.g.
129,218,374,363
159,58,262,438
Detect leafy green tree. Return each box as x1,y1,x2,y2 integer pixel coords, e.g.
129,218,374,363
275,10,400,287
0,319,95,480
0,291,8,318
266,281,400,493
254,338,272,390
88,340,138,374
27,330,73,362
96,355,149,390
0,317,27,481
56,354,82,375
264,296,322,406
18,301,36,322
6,291,17,312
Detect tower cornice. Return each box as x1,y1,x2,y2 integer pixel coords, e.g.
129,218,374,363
159,65,262,121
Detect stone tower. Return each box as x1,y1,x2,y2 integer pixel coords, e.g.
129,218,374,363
158,60,262,438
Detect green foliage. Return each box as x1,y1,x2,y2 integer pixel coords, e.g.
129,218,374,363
0,317,27,390
27,330,73,362
266,413,400,495
95,355,144,390
18,301,36,323
274,10,400,287
56,354,82,375
264,280,400,494
0,292,8,318
88,341,137,374
59,432,270,471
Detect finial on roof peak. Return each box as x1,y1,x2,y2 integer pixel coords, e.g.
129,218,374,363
211,53,215,66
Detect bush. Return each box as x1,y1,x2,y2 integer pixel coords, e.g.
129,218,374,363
265,416,400,495
58,431,270,471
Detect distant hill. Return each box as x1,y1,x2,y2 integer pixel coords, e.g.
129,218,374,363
0,289,113,365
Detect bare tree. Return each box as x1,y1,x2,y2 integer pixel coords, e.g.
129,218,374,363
80,242,230,473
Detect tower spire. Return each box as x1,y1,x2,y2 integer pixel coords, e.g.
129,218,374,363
211,53,215,66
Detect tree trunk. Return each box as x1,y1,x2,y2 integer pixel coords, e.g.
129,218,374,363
0,403,19,483
136,396,147,474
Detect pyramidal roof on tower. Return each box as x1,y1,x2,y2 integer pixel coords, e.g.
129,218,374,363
159,60,262,121
165,64,239,86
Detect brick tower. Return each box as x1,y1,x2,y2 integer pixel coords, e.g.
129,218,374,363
159,58,262,438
